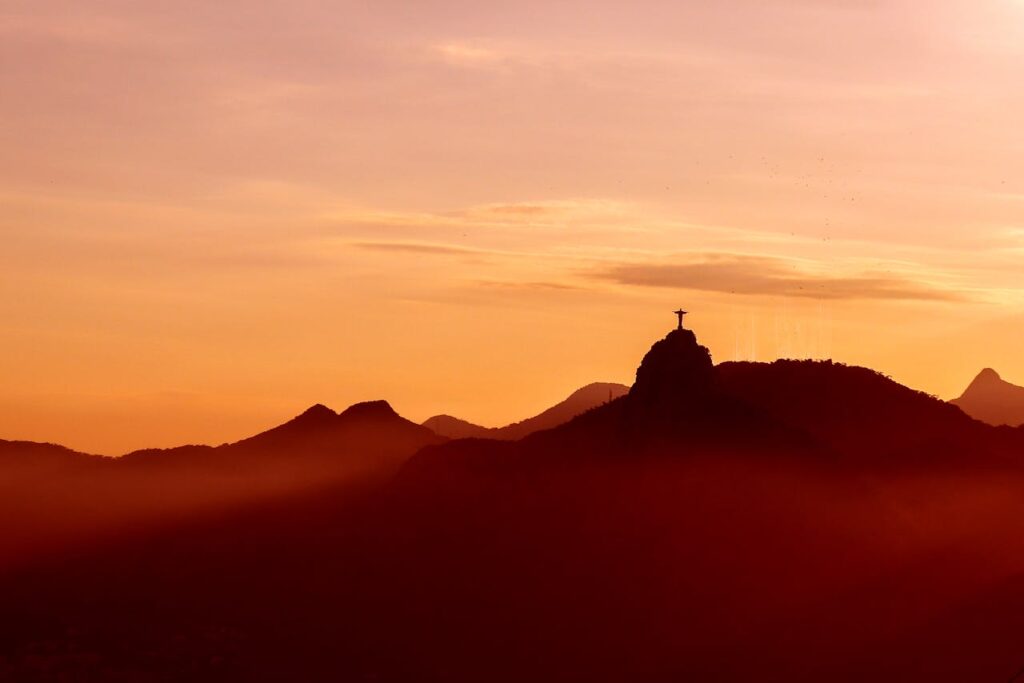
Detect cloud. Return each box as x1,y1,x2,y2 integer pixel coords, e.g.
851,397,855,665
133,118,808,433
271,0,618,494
462,199,633,223
321,199,647,251
432,42,506,67
478,203,558,216
477,280,584,291
0,12,160,48
351,241,481,256
592,254,966,302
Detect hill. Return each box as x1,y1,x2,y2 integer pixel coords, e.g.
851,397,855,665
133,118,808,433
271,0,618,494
716,359,1019,463
123,400,440,476
423,382,628,440
0,439,106,477
0,400,442,570
951,368,1024,427
5,326,1024,681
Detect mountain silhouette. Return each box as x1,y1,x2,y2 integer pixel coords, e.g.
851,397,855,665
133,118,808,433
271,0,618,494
5,324,1024,681
0,439,106,478
951,368,1024,427
408,326,1003,477
401,329,823,488
125,399,438,471
422,414,493,439
0,400,442,570
423,382,628,440
716,359,1021,463
630,327,714,407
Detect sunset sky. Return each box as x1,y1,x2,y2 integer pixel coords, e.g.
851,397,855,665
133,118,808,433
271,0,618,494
4,0,1024,454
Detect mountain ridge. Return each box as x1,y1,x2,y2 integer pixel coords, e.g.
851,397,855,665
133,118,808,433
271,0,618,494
6,324,1024,681
405,331,1024,482
951,368,1024,427
423,382,629,440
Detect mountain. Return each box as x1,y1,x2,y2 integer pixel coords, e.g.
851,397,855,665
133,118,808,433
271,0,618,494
716,359,1010,463
423,382,628,440
0,439,106,478
124,399,440,473
0,400,442,570
8,326,1024,681
421,414,493,440
951,368,1024,427
410,328,1011,475
400,330,823,496
8,326,1024,682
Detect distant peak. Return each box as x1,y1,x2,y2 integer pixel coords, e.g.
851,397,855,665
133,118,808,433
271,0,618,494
629,327,714,407
563,383,630,406
299,404,336,419
339,400,399,420
952,367,1024,426
976,368,1002,383
423,414,474,426
571,382,629,395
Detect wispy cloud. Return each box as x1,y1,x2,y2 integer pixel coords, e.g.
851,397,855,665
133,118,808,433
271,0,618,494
593,254,967,302
432,42,507,67
0,12,165,48
322,199,649,244
351,242,483,256
477,280,584,291
322,200,1009,305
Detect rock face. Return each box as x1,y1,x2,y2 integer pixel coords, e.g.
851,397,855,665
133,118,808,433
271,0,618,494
629,328,715,411
951,368,1024,427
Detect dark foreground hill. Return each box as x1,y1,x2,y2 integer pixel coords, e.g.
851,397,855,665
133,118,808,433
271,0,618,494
0,401,441,569
422,382,628,440
121,400,440,479
409,330,1023,476
952,368,1024,427
717,359,1022,463
3,328,1024,682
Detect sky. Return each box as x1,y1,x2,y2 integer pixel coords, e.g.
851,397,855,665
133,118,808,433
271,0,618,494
3,0,1024,454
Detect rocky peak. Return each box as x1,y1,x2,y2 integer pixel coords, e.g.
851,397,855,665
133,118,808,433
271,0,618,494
972,368,1002,386
629,328,714,409
339,400,399,421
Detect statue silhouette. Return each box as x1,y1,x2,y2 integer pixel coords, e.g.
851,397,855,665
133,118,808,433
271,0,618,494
673,309,687,330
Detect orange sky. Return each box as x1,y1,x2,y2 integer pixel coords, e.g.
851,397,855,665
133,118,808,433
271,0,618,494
3,0,1024,454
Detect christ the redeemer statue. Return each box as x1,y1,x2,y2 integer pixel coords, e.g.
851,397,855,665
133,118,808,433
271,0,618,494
673,309,687,330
